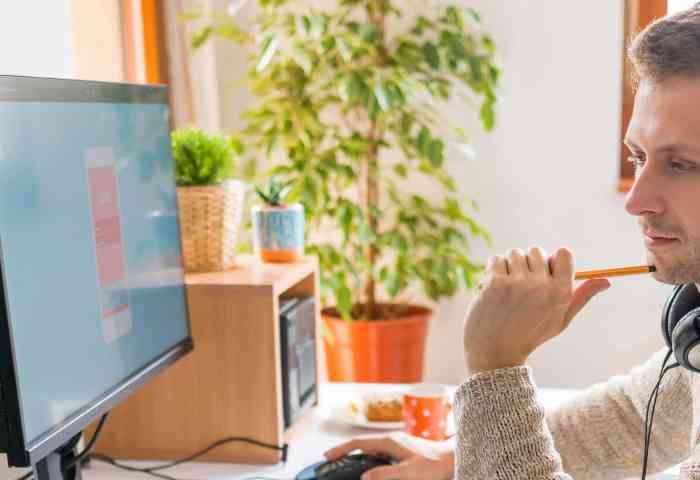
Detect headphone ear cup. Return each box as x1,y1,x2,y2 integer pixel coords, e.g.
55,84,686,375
662,285,688,348
671,308,700,372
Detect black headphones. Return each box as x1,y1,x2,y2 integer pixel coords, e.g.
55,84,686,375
662,283,700,372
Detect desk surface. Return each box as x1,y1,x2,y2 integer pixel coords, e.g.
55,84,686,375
67,382,674,480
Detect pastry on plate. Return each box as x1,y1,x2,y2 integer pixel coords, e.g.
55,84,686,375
350,394,404,422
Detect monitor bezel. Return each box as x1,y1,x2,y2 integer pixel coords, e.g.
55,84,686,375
0,75,194,468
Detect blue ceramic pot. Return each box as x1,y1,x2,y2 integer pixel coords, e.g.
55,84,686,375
251,203,305,262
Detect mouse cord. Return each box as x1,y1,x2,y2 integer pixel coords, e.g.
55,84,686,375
641,349,679,480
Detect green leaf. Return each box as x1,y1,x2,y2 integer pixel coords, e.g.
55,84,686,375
192,26,213,49
360,24,378,43
303,175,318,208
292,44,313,74
394,163,407,178
257,35,278,72
336,284,353,320
301,15,311,34
422,42,440,69
469,57,483,83
442,30,466,59
467,7,482,23
445,6,464,28
374,80,390,111
179,11,202,22
243,158,257,180
480,99,496,131
428,139,444,167
417,127,430,156
336,37,352,62
230,137,245,156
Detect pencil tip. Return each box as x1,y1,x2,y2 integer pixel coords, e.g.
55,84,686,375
649,265,657,272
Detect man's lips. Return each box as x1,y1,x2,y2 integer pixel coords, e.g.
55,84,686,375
644,231,679,247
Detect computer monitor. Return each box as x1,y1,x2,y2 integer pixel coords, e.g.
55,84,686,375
0,76,193,479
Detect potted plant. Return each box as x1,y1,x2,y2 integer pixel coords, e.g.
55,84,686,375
190,1,498,381
172,126,247,272
252,176,305,262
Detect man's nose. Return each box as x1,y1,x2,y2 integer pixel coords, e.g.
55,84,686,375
624,162,664,216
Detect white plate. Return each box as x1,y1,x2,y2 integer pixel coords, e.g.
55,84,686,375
331,404,404,430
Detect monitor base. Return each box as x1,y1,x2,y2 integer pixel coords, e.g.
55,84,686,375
33,434,82,480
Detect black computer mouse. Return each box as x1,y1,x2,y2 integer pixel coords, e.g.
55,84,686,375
295,453,393,480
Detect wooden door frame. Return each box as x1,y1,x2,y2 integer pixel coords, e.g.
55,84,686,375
619,0,667,192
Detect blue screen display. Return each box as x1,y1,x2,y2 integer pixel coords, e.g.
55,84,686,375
0,98,189,446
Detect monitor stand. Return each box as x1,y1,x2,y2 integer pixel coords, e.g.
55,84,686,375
33,435,82,480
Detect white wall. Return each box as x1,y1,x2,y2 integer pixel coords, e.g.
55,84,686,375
0,1,75,78
0,2,75,476
209,1,671,389
424,0,673,389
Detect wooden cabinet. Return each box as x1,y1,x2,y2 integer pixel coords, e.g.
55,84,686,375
87,256,321,464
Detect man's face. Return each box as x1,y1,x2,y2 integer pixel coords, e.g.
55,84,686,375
624,76,700,286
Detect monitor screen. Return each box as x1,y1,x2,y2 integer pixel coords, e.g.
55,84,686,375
0,76,192,465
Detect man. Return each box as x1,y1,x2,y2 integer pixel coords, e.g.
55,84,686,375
325,3,700,479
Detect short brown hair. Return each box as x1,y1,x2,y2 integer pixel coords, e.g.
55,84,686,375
629,2,700,83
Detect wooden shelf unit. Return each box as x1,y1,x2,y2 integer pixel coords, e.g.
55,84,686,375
87,255,322,464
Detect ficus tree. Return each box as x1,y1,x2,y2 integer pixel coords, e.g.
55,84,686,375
190,0,499,320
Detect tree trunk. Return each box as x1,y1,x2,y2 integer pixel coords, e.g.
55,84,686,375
363,122,379,318
362,1,387,320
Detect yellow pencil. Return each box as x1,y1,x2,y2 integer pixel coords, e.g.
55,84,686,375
575,265,656,280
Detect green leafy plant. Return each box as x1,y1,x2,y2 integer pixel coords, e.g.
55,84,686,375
255,176,294,206
172,127,244,186
190,0,498,320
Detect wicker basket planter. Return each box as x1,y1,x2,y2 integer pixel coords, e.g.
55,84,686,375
176,180,246,272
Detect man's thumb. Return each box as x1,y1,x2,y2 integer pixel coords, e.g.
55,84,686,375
564,278,611,327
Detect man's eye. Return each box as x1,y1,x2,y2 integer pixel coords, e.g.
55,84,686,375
670,160,693,173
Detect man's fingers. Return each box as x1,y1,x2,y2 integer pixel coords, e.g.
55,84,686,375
487,254,507,276
324,437,409,461
362,464,407,480
324,439,363,460
526,246,548,274
506,248,527,275
548,247,574,281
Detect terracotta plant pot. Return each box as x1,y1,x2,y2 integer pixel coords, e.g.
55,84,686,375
322,304,431,383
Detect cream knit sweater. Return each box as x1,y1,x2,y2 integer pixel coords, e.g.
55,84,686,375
455,349,696,479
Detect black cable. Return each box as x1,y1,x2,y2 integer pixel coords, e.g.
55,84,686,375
641,349,679,479
643,350,672,447
14,414,109,480
87,437,289,479
63,412,110,472
87,454,187,480
642,355,671,479
137,436,287,472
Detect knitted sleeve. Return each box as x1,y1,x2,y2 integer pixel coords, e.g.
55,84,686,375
546,349,692,479
453,350,692,480
454,366,571,479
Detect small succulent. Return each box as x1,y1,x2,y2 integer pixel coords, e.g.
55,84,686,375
255,176,294,207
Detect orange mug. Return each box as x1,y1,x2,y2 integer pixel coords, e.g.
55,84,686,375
402,383,453,441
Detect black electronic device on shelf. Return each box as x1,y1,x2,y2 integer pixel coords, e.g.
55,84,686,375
279,296,317,429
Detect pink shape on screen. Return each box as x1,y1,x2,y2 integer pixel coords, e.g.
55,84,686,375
87,166,126,287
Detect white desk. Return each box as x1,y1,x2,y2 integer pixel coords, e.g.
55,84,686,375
20,383,676,480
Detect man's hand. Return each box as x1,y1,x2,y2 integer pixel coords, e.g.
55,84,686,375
464,246,611,375
323,432,454,480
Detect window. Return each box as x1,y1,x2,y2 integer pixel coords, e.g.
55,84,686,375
619,0,667,192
